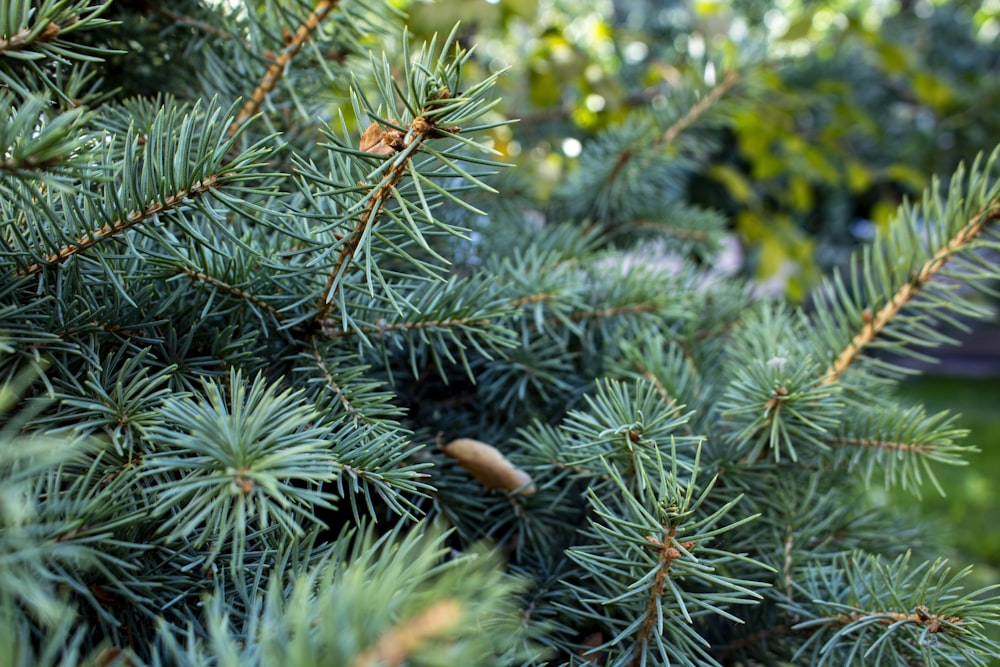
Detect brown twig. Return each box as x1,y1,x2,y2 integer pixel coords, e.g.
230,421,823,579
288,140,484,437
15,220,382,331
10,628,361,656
632,528,690,666
323,314,494,340
348,599,462,667
822,435,935,453
565,302,661,324
831,608,961,634
587,70,739,227
151,6,234,40
638,366,673,405
783,526,795,601
174,265,282,318
311,338,355,416
315,116,438,321
227,0,338,136
655,70,740,148
15,176,221,276
821,200,1000,384
319,295,660,340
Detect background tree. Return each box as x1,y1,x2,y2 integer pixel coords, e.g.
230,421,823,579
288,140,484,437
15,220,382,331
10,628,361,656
1,1,999,666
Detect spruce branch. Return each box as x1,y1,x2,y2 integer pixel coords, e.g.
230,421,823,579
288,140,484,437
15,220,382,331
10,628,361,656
348,598,463,667
789,552,1000,665
151,6,235,41
142,370,339,568
553,68,739,226
815,147,1000,385
602,70,739,187
15,176,220,276
0,91,97,205
822,199,1000,384
0,0,112,59
227,0,339,136
174,265,283,320
5,98,274,278
315,114,446,320
311,338,354,415
656,70,740,149
562,447,768,667
823,404,972,495
633,522,684,666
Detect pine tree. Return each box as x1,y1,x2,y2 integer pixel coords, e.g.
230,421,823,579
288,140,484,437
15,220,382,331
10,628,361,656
2,2,1000,665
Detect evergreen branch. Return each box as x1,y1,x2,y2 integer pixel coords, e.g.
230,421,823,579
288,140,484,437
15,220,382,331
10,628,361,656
0,14,71,56
315,117,440,320
634,526,685,666
323,312,494,339
348,598,462,667
790,551,1000,664
821,183,1000,385
0,1,114,62
637,365,674,405
565,302,661,323
228,0,339,136
174,265,282,319
822,435,936,453
311,338,354,415
822,404,971,495
600,70,739,203
0,91,94,190
656,70,740,148
14,175,221,276
827,608,963,634
151,7,234,40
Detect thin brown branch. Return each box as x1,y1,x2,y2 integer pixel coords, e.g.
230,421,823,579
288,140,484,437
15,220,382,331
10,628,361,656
822,200,1000,384
824,435,935,453
566,302,661,323
174,266,282,318
639,367,672,404
656,70,740,148
714,606,962,661
783,526,794,601
151,7,234,40
510,292,557,308
319,289,659,343
315,116,438,320
311,339,355,416
831,607,962,634
15,176,221,276
227,0,338,136
633,527,686,666
348,599,462,667
587,70,740,224
323,314,494,340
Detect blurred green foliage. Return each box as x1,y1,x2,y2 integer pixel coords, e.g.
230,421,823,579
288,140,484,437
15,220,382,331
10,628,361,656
891,376,1000,580
404,0,1000,297
889,375,1000,664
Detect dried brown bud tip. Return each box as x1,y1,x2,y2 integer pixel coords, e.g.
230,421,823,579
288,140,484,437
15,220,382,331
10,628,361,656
359,119,405,156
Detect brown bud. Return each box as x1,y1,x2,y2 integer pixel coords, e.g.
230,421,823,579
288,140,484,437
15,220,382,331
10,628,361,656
441,438,536,495
359,119,405,156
